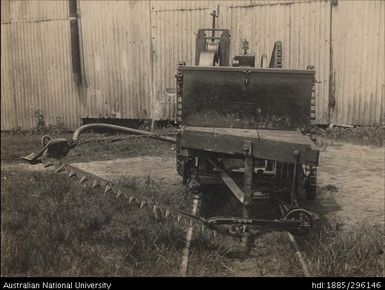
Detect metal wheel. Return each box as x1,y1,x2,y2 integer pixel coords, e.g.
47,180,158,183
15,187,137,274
285,208,313,235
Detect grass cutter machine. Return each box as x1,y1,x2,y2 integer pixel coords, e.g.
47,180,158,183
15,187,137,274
23,12,320,238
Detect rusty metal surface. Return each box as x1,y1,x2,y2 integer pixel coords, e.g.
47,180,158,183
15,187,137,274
180,66,314,129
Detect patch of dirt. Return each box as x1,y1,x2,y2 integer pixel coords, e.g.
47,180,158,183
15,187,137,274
317,142,384,225
1,157,180,182
1,162,49,172
71,157,181,183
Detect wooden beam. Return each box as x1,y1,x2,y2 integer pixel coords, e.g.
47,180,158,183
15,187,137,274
206,156,245,204
243,140,254,218
180,127,319,165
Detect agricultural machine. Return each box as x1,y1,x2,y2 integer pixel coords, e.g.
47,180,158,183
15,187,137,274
23,12,319,238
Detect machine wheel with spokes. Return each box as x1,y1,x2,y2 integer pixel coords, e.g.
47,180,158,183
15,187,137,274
285,208,314,235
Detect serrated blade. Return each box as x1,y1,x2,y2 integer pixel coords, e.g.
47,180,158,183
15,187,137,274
68,170,76,178
44,162,54,168
104,184,112,194
91,180,99,188
79,176,88,183
55,165,66,173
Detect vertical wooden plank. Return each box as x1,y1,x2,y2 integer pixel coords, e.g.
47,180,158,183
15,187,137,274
243,140,254,219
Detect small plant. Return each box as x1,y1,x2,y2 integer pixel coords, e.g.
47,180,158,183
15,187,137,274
47,116,66,133
314,125,385,146
34,110,46,131
11,127,23,135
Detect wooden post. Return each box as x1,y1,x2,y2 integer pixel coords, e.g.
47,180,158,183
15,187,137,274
290,150,300,208
242,140,254,248
243,140,254,219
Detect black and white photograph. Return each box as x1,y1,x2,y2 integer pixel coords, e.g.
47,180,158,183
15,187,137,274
1,0,384,284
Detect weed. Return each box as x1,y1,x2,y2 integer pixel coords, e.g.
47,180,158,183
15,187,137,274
314,126,385,146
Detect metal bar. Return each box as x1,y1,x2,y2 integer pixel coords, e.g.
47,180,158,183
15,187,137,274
180,194,200,277
180,65,315,74
22,123,176,164
198,28,229,31
68,0,81,83
210,10,216,42
72,123,176,144
287,232,311,277
202,37,222,40
208,217,300,230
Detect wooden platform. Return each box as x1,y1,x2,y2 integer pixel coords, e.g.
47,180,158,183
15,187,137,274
179,126,319,165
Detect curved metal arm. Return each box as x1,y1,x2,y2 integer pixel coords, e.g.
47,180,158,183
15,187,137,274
22,123,176,164
72,123,176,144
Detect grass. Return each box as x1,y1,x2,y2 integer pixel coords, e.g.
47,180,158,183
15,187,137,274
304,222,384,277
1,130,226,276
0,169,231,276
1,131,384,277
314,126,385,146
0,167,301,277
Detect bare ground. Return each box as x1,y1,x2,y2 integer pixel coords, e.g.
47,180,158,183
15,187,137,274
71,157,180,183
317,143,384,225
